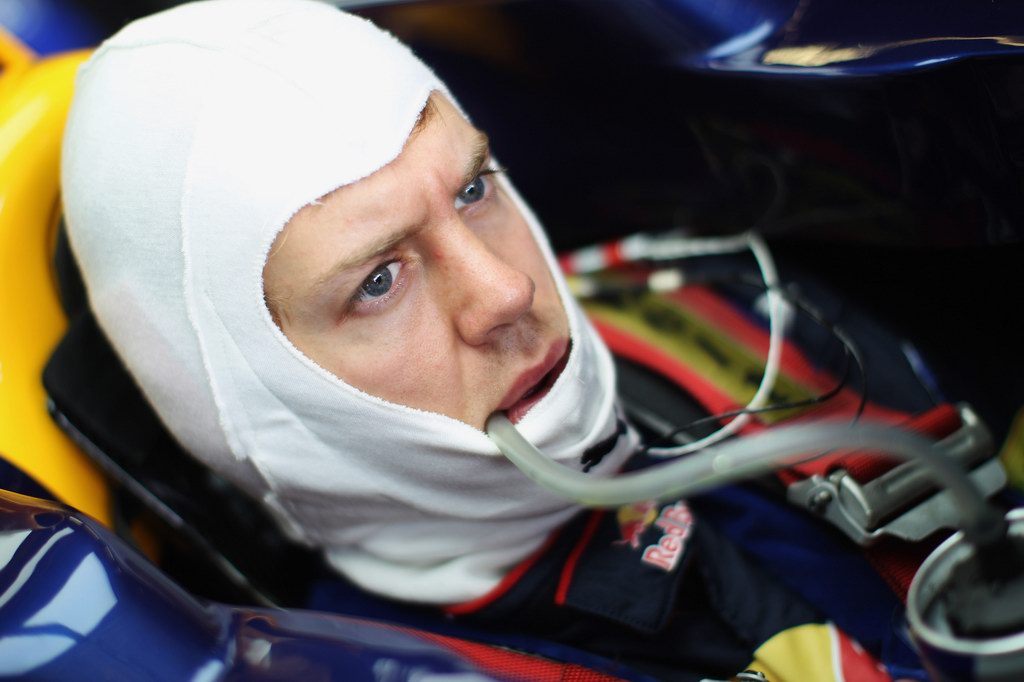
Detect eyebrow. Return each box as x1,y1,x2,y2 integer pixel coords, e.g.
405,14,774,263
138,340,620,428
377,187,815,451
306,127,492,298
311,223,418,293
460,129,491,192
411,96,439,134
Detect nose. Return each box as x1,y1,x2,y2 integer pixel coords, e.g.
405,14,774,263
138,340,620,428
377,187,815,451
441,224,536,346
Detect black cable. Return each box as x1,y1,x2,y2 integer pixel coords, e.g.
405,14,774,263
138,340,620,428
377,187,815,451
578,270,869,454
732,273,868,423
644,277,868,454
639,327,854,454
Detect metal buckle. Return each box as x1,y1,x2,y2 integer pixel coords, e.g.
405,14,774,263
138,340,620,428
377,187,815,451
787,404,1008,546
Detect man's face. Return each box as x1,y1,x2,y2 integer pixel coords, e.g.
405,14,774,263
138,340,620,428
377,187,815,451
263,94,570,430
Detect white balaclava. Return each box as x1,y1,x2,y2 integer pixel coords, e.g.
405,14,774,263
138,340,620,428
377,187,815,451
62,0,633,604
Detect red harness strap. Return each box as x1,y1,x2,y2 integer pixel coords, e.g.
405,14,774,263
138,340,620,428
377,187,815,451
786,403,963,601
781,402,963,486
783,403,964,600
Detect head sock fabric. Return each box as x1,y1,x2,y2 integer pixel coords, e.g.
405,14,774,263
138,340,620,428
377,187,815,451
62,0,634,604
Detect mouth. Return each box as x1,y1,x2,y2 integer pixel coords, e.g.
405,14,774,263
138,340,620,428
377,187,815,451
499,338,571,425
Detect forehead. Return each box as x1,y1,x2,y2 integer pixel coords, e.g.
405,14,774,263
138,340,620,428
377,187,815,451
263,93,482,307
309,93,471,207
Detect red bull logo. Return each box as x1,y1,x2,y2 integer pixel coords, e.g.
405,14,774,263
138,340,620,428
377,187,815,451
615,500,659,549
641,501,694,573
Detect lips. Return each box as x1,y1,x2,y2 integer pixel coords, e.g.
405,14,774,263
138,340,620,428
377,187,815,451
499,338,571,425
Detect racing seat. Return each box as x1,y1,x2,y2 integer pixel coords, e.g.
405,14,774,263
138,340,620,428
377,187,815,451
0,32,109,523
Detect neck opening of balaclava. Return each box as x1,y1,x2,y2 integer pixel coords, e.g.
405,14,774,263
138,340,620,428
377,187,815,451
62,0,634,604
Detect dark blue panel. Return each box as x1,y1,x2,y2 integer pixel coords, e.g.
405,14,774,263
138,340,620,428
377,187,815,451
0,489,571,681
0,0,106,54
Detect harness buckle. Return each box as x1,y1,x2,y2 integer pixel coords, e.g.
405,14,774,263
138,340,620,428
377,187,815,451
787,404,1007,546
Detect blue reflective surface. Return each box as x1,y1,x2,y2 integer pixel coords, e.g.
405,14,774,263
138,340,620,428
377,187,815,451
0,491,228,680
0,488,583,681
0,0,107,54
638,0,1024,75
15,0,1024,76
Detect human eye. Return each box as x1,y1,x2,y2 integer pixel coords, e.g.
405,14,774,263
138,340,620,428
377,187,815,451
454,168,503,210
355,261,401,302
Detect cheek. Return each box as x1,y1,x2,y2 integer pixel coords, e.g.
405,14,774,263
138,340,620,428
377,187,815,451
318,295,453,405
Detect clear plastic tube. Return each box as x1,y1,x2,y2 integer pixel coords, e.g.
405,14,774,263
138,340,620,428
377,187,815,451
486,414,1005,547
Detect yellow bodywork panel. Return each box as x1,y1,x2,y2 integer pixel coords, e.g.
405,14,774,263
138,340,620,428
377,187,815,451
0,32,110,525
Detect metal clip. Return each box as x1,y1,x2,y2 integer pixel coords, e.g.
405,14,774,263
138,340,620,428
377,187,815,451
787,404,1007,546
735,672,770,682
